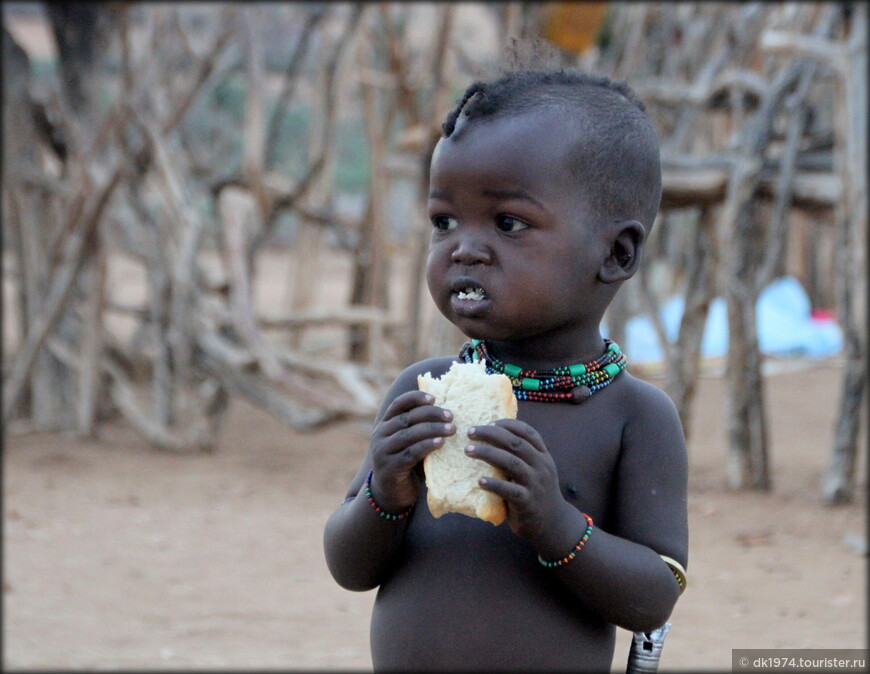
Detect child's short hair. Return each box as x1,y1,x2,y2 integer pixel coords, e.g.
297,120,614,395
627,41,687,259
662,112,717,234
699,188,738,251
441,69,662,231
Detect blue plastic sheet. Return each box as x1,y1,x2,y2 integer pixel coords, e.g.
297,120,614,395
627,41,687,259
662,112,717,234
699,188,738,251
612,276,843,365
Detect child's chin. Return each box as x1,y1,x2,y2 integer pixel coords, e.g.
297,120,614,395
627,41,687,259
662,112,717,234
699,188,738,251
449,294,492,319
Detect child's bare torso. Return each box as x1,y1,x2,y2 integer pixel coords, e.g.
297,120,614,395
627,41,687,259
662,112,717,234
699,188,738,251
370,359,632,671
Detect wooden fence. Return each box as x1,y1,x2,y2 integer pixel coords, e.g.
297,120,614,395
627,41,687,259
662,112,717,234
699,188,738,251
2,3,865,500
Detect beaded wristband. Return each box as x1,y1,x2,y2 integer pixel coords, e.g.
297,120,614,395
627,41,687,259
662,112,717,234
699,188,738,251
363,470,414,521
538,513,594,568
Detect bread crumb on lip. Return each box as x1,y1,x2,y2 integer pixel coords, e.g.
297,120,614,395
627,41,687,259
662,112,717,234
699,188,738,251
456,287,487,301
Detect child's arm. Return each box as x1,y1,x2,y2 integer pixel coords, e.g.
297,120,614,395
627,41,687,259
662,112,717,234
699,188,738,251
322,360,456,591
468,381,688,633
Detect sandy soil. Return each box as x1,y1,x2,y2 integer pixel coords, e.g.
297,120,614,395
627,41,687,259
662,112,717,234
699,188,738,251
3,359,866,671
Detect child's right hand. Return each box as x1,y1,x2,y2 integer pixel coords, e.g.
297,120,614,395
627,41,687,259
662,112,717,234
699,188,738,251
368,390,455,513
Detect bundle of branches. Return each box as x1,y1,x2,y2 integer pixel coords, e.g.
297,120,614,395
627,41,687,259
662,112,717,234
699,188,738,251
3,4,443,449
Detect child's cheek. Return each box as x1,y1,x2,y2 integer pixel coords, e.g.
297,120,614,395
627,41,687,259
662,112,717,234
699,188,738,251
424,262,445,314
425,249,447,296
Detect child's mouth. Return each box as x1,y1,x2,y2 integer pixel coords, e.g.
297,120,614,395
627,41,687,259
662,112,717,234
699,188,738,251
451,285,490,317
456,287,487,301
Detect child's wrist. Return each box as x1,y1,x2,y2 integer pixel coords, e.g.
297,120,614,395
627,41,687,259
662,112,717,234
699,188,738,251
364,470,415,521
535,503,595,568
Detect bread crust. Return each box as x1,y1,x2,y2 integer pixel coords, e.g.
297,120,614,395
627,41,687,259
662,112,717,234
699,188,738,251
418,362,517,525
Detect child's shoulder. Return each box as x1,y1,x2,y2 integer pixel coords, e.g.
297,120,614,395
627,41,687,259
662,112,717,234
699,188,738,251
404,355,461,380
609,373,686,456
386,355,460,395
615,371,675,401
612,372,681,426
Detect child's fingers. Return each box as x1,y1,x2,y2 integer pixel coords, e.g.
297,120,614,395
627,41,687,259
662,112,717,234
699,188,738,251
491,418,548,453
379,404,453,440
467,423,540,461
476,474,527,502
466,422,556,487
381,390,439,420
379,420,456,458
370,435,447,504
464,437,532,485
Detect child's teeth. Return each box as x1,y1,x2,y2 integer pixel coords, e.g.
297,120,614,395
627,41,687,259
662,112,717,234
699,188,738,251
457,287,485,300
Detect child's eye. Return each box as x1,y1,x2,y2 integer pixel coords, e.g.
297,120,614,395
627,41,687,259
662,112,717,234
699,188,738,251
431,215,459,232
496,215,529,233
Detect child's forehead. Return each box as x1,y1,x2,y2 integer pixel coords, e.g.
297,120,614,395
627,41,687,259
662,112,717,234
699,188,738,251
454,105,584,144
430,109,590,193
429,113,600,219
437,109,584,164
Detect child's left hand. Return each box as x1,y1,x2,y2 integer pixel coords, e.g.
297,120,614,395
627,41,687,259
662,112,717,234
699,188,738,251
465,420,572,544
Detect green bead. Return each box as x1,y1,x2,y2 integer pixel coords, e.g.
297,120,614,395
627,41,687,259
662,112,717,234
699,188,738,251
608,342,620,355
521,377,540,392
568,363,588,376
504,363,523,379
604,363,621,377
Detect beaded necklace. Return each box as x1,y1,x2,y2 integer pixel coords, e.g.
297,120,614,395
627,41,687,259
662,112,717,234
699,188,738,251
461,338,627,403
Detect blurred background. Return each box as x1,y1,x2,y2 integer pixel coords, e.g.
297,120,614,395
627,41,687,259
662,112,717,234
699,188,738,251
2,2,866,670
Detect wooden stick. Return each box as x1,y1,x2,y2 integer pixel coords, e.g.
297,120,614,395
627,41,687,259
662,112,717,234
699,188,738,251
218,186,283,379
42,335,203,450
3,158,124,421
76,237,107,435
824,3,868,504
760,29,846,71
238,7,270,221
147,242,173,429
720,61,805,490
758,5,840,289
254,4,367,252
161,7,238,134
665,206,718,439
264,6,328,170
104,356,208,451
130,100,209,387
259,306,397,329
274,349,383,414
405,4,454,363
4,189,35,420
195,341,333,431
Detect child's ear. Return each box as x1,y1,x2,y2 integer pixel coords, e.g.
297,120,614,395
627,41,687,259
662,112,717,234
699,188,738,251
598,220,646,284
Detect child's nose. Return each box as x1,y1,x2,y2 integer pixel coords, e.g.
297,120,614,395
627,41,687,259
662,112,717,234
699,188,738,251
451,234,492,265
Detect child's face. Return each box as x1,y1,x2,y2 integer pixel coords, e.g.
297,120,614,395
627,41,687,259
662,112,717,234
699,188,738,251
426,109,608,347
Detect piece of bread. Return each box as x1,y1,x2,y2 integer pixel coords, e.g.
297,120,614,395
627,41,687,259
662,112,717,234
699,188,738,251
417,361,517,525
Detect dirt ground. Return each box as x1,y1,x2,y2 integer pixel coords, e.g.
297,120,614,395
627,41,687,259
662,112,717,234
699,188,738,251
2,357,866,671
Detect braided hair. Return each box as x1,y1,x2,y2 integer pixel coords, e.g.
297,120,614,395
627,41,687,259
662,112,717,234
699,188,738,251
442,70,646,137
439,69,662,231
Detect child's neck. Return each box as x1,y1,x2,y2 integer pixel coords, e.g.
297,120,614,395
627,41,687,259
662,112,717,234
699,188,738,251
482,332,609,372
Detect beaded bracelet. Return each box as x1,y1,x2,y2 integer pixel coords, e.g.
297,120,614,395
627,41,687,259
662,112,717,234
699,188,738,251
537,513,594,568
363,470,414,521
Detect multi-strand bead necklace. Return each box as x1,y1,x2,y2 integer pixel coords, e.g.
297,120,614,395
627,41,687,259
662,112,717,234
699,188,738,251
462,338,627,403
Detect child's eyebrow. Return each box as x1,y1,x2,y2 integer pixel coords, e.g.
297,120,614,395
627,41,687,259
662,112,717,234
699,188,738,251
482,189,545,211
427,188,545,212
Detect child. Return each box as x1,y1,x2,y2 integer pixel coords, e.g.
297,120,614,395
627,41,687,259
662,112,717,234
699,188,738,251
323,67,688,672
